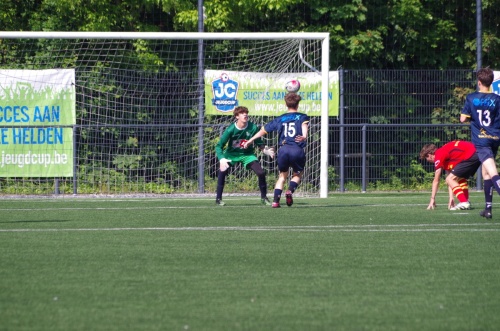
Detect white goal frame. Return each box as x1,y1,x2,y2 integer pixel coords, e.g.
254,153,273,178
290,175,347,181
0,31,330,198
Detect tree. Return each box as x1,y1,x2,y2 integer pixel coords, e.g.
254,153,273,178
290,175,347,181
2,0,500,70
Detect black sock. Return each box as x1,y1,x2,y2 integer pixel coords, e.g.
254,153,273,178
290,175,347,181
492,175,500,196
216,170,228,200
274,189,282,203
288,181,299,193
484,179,493,210
258,175,267,199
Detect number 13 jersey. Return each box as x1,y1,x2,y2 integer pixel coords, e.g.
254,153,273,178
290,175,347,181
461,91,500,147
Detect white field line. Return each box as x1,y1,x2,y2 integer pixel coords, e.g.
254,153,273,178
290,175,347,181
0,203,442,211
1,223,499,233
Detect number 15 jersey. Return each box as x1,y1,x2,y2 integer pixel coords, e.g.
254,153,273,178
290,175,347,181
263,112,310,148
461,91,500,147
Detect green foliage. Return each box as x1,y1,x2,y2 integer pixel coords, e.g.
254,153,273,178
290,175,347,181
133,40,165,71
432,86,474,125
80,164,127,186
327,166,338,191
0,178,74,195
1,1,498,194
407,159,434,189
431,85,475,141
3,0,499,69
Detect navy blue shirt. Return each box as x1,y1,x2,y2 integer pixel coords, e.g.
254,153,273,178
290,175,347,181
263,112,310,148
461,92,500,147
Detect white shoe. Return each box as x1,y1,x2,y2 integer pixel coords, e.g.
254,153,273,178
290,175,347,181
450,202,471,210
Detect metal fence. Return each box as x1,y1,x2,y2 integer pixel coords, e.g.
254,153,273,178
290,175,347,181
329,124,474,192
330,69,478,192
0,69,482,195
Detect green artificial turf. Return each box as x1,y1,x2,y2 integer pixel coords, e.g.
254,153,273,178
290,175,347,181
1,193,499,330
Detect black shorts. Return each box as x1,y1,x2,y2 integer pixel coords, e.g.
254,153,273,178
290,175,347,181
450,153,481,179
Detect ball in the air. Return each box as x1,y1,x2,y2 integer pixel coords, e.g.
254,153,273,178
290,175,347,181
285,79,301,93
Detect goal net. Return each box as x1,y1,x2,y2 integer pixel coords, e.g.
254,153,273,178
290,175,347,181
0,32,330,197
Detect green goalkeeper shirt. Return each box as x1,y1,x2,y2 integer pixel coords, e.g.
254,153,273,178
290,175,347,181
215,121,264,160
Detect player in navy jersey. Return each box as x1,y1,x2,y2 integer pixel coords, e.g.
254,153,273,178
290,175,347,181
243,93,309,208
460,67,500,218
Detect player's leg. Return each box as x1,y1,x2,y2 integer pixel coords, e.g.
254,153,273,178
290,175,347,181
482,164,494,218
284,171,305,207
216,155,235,206
446,173,470,210
448,157,481,210
247,160,270,205
477,146,500,194
285,147,306,207
449,157,480,203
272,171,288,208
216,168,229,206
272,147,290,208
475,147,497,218
458,178,469,200
481,158,500,192
288,172,303,193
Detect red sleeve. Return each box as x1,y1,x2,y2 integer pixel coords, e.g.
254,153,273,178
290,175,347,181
433,148,446,170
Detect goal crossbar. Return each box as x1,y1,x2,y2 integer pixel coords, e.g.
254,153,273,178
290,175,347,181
0,31,329,41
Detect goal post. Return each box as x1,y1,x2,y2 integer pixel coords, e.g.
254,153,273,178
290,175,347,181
0,31,331,198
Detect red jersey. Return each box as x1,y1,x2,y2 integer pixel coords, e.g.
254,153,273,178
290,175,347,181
434,140,476,171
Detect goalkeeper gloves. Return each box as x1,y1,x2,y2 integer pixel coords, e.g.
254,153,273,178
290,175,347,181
220,158,231,171
263,146,275,159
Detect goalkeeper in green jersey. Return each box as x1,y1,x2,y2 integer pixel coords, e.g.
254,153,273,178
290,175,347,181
215,106,275,206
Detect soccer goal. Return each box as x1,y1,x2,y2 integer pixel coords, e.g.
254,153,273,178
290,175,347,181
0,32,331,198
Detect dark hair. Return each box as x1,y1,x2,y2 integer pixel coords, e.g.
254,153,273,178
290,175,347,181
477,67,494,88
233,106,249,117
284,93,302,110
419,144,437,160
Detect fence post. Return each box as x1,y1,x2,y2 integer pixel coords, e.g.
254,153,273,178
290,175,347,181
54,179,60,195
339,69,345,192
362,125,367,193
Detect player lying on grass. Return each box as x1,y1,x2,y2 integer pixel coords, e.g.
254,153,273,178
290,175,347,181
420,140,481,210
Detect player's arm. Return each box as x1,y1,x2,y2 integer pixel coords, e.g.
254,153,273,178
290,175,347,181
215,128,231,160
427,168,442,210
447,180,456,209
242,127,267,148
257,145,275,158
460,101,471,123
250,133,274,158
295,121,309,142
253,132,265,149
216,128,232,171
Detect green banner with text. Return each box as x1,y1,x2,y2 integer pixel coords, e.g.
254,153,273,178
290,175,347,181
0,69,75,177
204,70,339,116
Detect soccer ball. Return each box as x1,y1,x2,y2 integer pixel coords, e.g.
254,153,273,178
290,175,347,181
285,79,301,93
